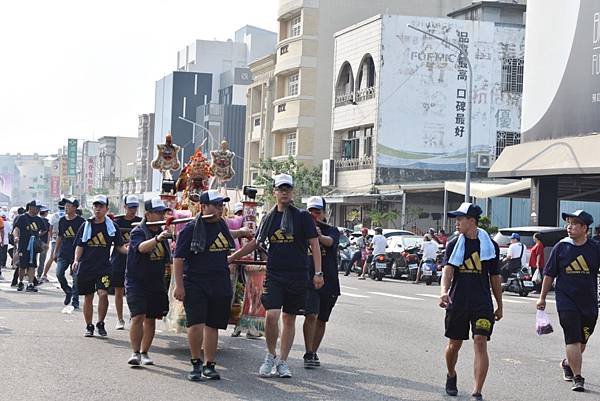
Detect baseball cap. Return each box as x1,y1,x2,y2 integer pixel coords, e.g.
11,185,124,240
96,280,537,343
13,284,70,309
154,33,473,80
233,202,244,214
61,197,80,208
306,196,325,210
510,233,520,240
447,202,483,219
92,195,109,206
562,210,594,227
273,173,293,188
144,197,170,213
199,190,230,205
123,194,140,208
26,200,43,209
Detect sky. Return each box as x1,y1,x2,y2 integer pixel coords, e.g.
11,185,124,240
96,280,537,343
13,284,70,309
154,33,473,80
1,0,278,154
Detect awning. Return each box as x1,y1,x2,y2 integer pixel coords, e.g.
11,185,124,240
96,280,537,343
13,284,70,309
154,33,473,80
444,179,531,199
489,134,600,178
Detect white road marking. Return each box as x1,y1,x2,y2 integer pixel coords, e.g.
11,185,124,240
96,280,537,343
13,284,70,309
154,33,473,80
341,292,370,298
368,291,423,301
340,285,359,291
502,299,528,304
416,294,440,299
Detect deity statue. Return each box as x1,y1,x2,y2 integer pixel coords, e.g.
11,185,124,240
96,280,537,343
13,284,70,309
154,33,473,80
210,140,235,184
175,148,212,213
151,132,181,181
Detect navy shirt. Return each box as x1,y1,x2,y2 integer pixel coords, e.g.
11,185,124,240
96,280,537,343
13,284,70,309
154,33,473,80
265,210,318,279
14,213,44,252
544,239,600,316
444,237,500,312
111,216,142,272
308,224,340,295
126,227,169,292
57,215,85,262
39,217,50,243
75,220,124,280
174,221,233,295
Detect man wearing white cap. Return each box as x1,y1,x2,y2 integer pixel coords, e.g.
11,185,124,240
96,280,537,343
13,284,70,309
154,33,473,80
228,173,323,378
13,200,44,292
73,195,127,337
111,194,142,330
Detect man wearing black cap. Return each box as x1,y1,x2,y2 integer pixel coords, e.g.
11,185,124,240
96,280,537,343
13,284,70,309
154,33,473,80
125,197,171,366
173,190,252,381
50,198,85,309
439,202,502,401
13,200,45,292
112,194,142,330
73,195,126,337
537,210,600,392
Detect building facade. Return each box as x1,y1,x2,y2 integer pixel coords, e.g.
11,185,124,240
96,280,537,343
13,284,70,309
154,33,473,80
136,113,155,193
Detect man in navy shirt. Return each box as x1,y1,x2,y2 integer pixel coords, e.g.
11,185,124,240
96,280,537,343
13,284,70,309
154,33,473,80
537,210,600,392
13,200,45,292
302,196,340,369
112,194,142,330
73,195,126,337
174,190,252,381
439,203,502,401
125,197,171,366
229,174,323,379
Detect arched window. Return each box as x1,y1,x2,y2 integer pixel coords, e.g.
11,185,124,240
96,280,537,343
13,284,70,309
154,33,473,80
335,62,354,106
356,54,376,101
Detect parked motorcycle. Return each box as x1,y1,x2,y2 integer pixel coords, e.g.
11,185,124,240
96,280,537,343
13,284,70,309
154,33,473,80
419,258,439,285
369,254,388,281
501,267,534,297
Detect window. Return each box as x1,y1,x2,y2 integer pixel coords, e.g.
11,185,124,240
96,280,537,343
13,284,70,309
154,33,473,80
495,131,521,157
290,15,302,37
254,117,261,126
341,130,360,160
286,132,297,155
501,58,524,93
363,127,373,157
287,73,299,96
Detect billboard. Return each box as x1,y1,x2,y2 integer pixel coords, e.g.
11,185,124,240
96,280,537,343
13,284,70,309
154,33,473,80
521,0,600,142
377,16,524,171
67,138,77,176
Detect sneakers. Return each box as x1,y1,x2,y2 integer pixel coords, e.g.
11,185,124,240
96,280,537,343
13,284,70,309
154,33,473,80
64,292,72,306
445,373,458,396
313,353,320,367
188,359,203,381
141,353,154,366
17,282,24,291
25,283,38,292
128,352,141,366
471,393,483,400
358,275,366,280
572,375,585,392
96,321,107,337
115,319,125,330
275,360,292,378
561,359,574,381
84,324,94,337
39,276,50,284
202,362,221,380
259,353,277,377
303,352,315,369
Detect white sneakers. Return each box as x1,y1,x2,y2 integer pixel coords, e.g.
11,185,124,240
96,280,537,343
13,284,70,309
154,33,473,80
115,319,125,330
259,353,292,378
128,352,153,366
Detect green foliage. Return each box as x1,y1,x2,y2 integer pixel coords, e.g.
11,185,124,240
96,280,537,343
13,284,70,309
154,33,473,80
478,216,498,235
366,208,401,228
252,156,323,208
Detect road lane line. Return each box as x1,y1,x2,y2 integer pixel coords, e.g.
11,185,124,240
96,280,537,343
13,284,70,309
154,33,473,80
416,294,440,299
340,285,359,290
502,299,528,304
341,292,370,298
368,291,423,300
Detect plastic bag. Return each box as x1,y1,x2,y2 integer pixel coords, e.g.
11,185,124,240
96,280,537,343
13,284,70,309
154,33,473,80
532,268,542,285
163,269,187,334
536,310,553,335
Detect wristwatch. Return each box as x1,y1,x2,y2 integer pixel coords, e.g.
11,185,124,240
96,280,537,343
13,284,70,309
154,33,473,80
314,272,324,277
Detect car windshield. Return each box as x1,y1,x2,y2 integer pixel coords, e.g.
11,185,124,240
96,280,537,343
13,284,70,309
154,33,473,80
494,232,535,248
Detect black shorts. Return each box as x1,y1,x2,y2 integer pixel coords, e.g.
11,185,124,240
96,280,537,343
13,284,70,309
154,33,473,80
558,311,598,345
77,273,111,295
126,290,169,319
261,275,307,315
304,289,338,322
445,309,495,340
183,281,232,329
112,269,125,288
18,252,37,269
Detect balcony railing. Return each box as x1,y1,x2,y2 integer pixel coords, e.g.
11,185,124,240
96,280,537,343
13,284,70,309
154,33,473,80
335,156,373,171
335,91,354,106
334,87,376,107
355,86,376,102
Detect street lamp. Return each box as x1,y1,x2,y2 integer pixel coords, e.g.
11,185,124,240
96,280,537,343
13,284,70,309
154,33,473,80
177,116,217,166
407,24,473,202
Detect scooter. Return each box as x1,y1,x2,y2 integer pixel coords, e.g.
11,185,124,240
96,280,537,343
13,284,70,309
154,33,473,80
420,258,439,285
369,254,387,281
338,243,354,272
502,267,534,297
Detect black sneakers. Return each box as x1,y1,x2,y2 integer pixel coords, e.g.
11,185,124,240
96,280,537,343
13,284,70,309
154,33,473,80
96,321,107,337
561,359,574,381
445,374,458,396
188,359,203,381
84,324,94,337
471,393,483,400
303,352,315,369
202,362,221,380
64,292,72,306
313,353,321,367
572,375,585,392
17,282,24,291
25,283,38,292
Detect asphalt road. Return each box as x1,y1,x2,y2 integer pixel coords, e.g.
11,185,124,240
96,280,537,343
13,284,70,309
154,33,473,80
1,269,599,401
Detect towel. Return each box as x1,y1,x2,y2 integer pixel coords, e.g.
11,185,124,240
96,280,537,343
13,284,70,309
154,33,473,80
26,236,36,264
136,219,172,261
448,228,496,266
190,215,235,254
81,217,117,243
257,205,296,246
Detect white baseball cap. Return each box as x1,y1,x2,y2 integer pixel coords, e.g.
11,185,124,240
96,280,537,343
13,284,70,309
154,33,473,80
306,196,325,210
273,173,293,188
233,202,244,214
93,195,109,206
123,194,139,208
144,197,170,212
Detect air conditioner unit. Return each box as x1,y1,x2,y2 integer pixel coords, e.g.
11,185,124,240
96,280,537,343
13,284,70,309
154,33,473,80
476,154,494,169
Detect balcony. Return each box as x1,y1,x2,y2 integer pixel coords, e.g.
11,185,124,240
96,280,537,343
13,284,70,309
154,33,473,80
335,91,354,107
335,156,373,172
355,87,376,102
334,87,376,107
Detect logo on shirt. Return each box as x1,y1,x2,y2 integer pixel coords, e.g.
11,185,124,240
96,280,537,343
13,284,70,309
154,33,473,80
565,255,590,274
64,226,76,238
27,222,39,232
123,232,131,242
209,232,230,252
88,232,108,248
270,229,294,244
458,252,482,274
150,242,165,261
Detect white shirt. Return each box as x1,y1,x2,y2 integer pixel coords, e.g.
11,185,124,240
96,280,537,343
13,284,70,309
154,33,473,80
2,220,12,247
507,242,527,267
372,234,387,256
421,241,438,260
